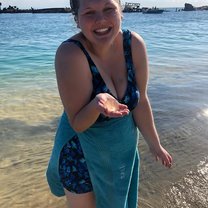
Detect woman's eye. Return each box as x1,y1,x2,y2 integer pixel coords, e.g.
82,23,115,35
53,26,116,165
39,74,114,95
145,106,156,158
84,11,95,15
104,7,115,12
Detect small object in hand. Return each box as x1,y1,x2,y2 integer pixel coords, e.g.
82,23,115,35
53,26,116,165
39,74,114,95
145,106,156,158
105,99,120,112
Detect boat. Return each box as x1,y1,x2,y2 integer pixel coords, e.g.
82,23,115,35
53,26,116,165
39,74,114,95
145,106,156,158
123,2,142,12
142,7,164,14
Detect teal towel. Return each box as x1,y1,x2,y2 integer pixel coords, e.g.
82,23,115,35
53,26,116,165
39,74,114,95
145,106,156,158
46,111,140,208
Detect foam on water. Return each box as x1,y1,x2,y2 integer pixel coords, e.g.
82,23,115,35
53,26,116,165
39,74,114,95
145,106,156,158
202,108,208,117
164,157,208,208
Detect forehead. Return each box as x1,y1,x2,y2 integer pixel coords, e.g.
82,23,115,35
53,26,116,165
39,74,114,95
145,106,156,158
79,0,119,9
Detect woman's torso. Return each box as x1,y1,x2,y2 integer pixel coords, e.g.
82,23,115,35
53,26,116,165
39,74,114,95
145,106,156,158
47,30,140,203
64,29,139,122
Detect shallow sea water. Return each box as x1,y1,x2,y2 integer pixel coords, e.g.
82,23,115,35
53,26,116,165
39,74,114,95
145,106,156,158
0,10,208,208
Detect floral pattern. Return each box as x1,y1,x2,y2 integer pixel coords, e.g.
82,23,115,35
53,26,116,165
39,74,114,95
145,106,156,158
59,135,93,193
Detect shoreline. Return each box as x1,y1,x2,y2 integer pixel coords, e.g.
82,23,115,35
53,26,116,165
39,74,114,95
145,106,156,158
1,4,208,14
0,7,71,14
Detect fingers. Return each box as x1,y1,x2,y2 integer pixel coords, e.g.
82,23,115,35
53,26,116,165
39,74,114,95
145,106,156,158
96,93,130,118
103,106,129,117
152,149,172,168
155,156,159,161
161,153,172,168
167,154,173,166
118,103,129,110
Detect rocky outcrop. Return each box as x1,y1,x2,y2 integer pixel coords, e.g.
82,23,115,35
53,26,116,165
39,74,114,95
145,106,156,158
0,6,71,13
31,8,71,13
197,6,208,10
183,3,208,11
184,3,196,11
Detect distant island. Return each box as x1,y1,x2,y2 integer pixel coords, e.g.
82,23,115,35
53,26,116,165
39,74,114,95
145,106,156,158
183,3,208,11
0,5,71,13
0,3,208,14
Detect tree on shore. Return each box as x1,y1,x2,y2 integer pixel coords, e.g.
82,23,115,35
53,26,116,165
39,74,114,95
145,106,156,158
0,2,2,10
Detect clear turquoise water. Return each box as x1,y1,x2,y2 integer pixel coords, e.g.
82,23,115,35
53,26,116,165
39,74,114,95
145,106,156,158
0,11,208,208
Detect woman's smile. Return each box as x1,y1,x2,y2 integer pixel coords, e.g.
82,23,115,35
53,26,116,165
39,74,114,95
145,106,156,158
93,27,112,36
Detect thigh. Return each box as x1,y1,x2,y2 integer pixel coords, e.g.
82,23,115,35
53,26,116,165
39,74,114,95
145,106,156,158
64,189,96,208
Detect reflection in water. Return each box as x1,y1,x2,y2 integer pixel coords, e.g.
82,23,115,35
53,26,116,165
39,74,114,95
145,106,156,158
0,11,208,208
164,157,208,208
202,108,208,117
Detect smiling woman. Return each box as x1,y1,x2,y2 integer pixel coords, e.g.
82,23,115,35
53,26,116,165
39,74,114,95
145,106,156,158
74,0,123,49
46,0,172,208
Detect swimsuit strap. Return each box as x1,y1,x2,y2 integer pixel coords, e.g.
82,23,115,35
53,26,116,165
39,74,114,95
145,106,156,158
63,39,96,74
64,31,135,83
122,29,136,84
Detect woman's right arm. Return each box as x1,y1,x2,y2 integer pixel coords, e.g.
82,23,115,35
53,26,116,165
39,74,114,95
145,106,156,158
55,43,128,132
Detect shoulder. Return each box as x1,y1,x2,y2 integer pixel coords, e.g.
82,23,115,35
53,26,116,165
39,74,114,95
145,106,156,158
55,37,92,87
130,31,147,55
129,31,149,94
55,38,90,77
56,41,84,66
128,31,148,68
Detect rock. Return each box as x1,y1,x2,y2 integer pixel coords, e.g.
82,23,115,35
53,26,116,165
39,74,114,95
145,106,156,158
184,3,196,11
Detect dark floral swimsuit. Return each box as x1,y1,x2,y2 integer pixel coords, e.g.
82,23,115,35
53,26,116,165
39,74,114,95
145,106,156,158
59,29,139,194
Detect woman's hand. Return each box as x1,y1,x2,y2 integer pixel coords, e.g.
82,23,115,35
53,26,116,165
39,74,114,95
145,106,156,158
95,93,129,117
149,144,173,168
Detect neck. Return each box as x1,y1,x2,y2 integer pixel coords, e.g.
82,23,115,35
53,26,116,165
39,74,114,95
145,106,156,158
81,31,122,59
90,42,114,58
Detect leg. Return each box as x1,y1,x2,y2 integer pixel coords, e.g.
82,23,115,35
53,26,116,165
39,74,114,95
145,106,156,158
64,189,96,208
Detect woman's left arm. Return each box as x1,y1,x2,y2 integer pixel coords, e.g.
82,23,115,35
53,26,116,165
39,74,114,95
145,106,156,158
131,32,172,168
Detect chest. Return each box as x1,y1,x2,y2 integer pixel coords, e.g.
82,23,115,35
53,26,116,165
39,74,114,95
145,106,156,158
93,53,128,100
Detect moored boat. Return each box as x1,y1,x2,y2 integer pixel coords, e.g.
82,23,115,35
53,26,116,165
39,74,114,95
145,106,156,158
142,7,164,14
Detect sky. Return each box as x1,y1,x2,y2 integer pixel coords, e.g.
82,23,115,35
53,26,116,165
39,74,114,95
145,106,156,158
0,0,208,9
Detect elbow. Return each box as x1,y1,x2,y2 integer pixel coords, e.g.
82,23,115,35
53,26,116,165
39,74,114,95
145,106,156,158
64,111,85,133
70,120,86,133
70,119,87,133
139,93,149,104
72,125,85,133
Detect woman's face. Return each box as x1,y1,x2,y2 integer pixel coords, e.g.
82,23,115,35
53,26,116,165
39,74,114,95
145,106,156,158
77,0,122,46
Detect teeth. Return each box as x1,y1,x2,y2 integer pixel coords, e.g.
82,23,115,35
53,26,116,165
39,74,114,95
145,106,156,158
95,28,109,33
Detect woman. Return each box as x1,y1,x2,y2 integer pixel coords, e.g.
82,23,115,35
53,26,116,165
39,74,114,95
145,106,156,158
46,0,172,207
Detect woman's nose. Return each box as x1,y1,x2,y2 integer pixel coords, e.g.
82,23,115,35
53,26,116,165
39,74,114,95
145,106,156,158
95,12,105,22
